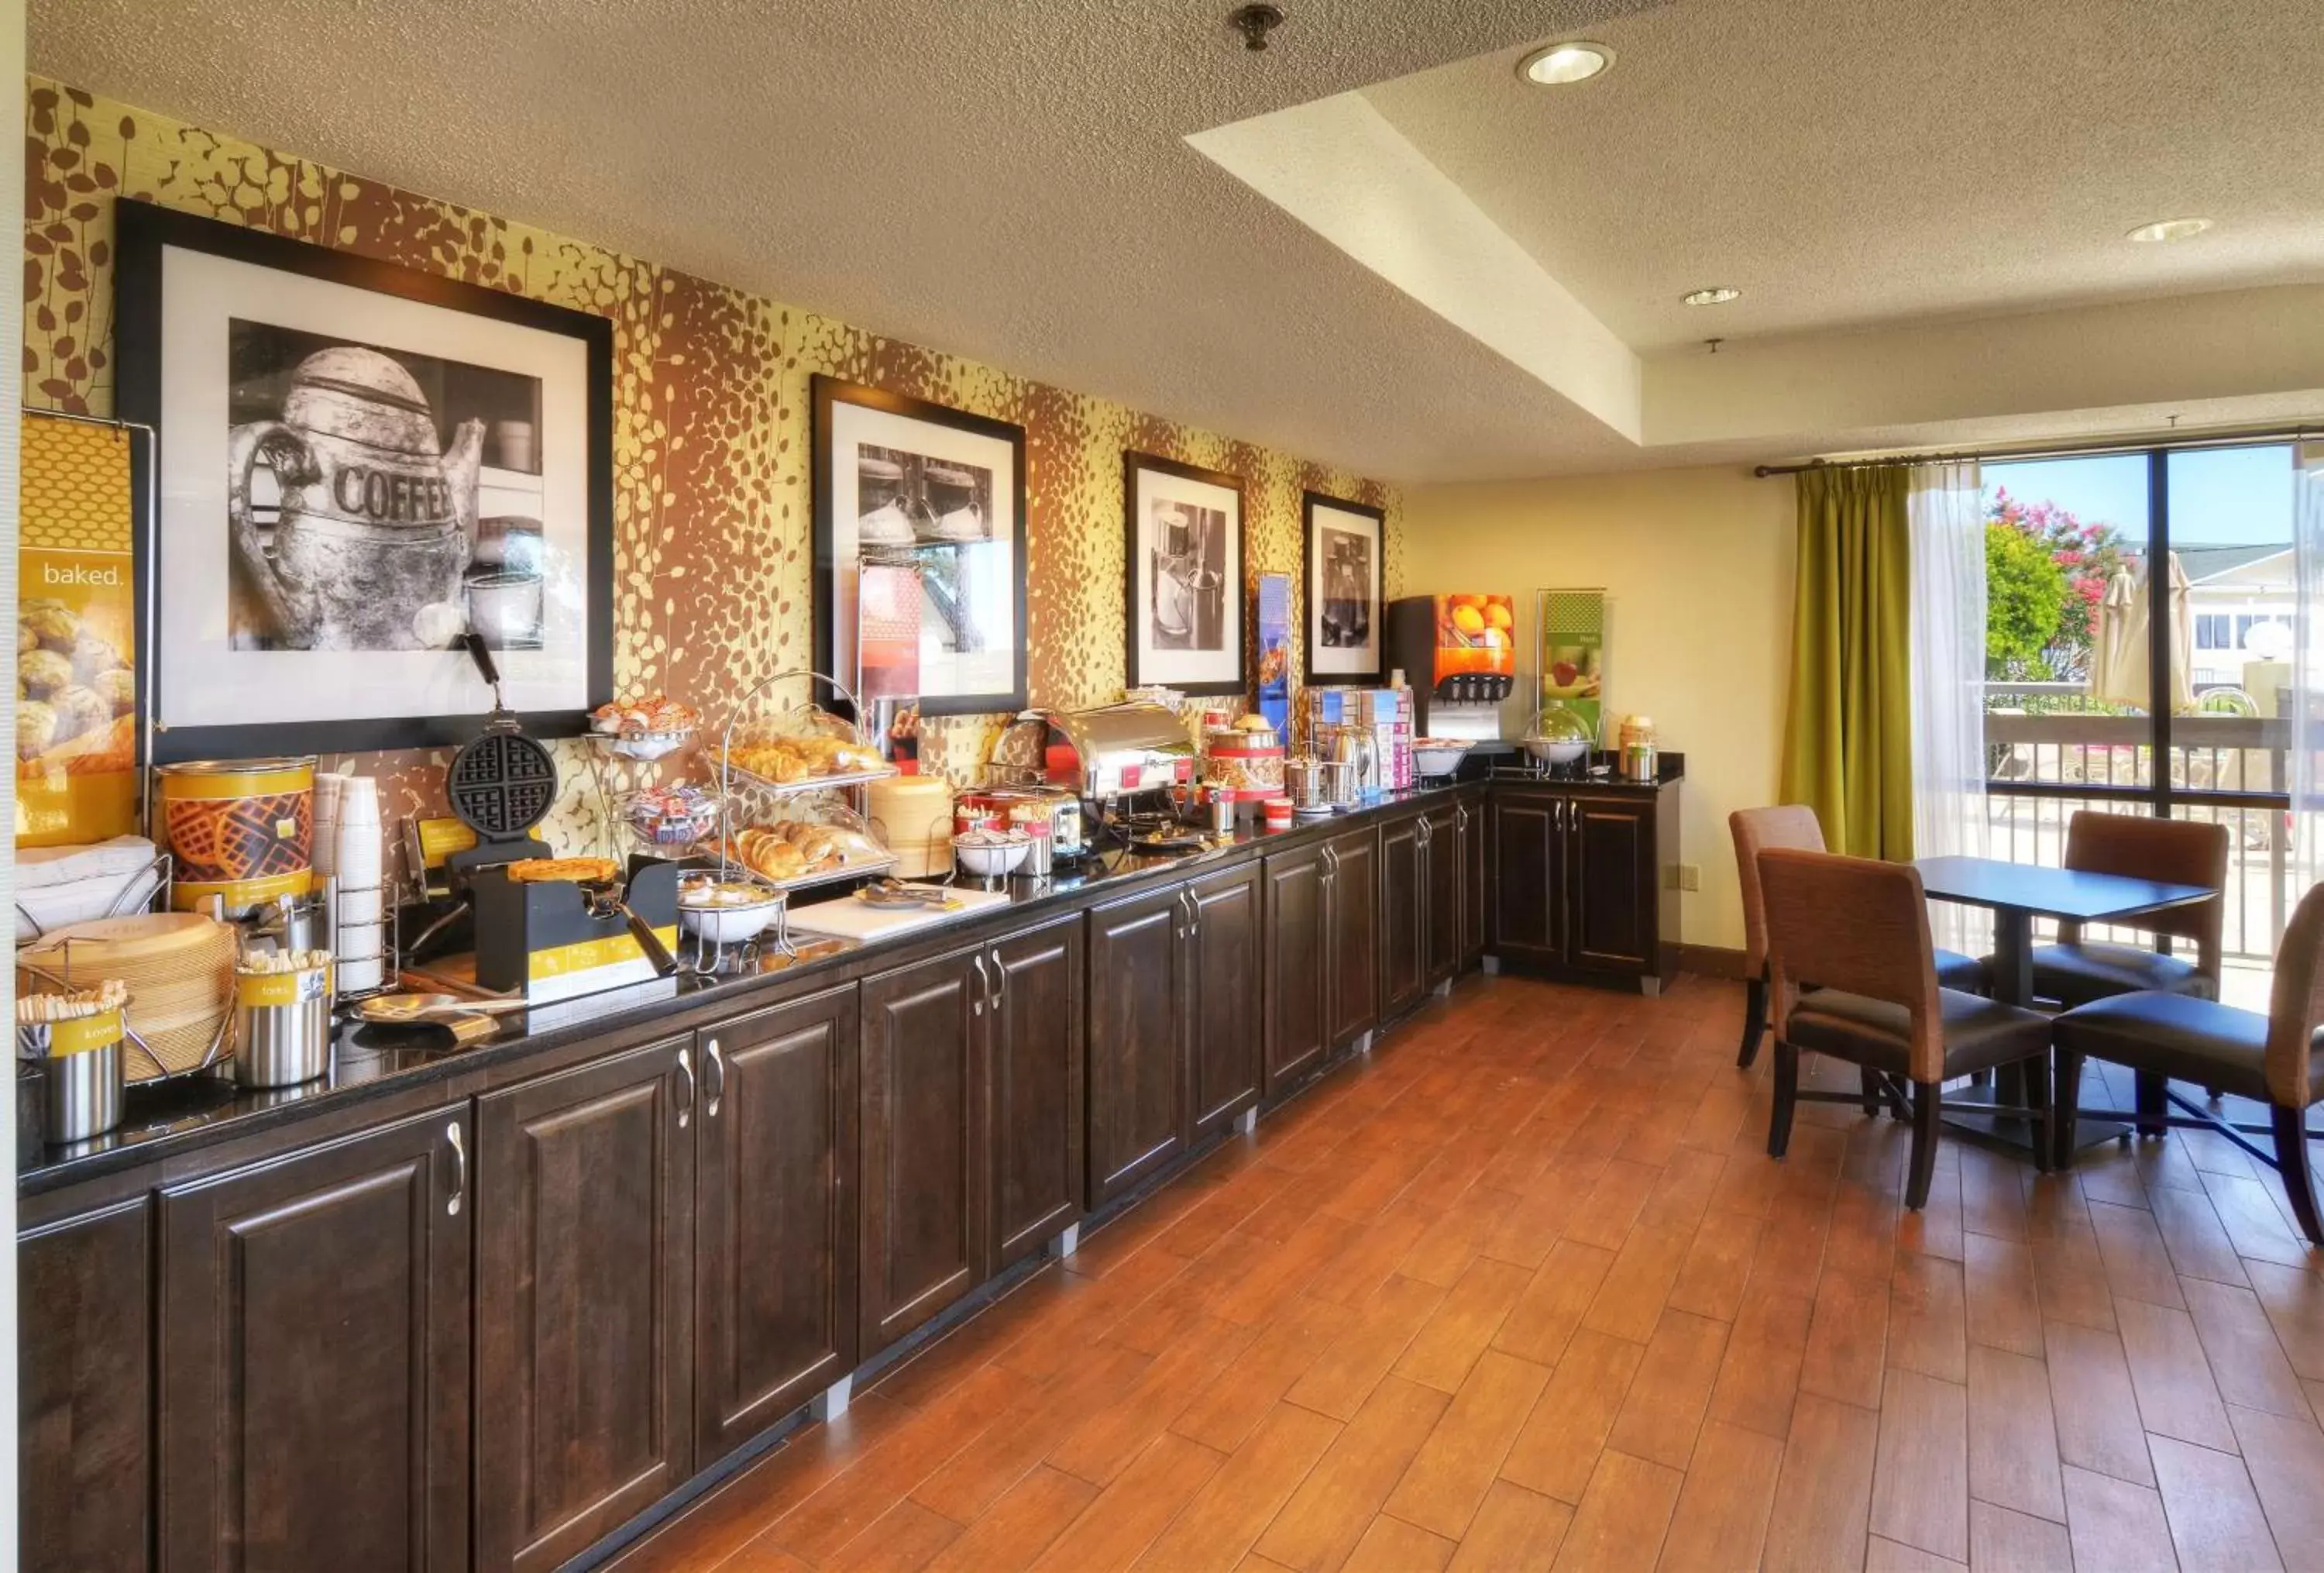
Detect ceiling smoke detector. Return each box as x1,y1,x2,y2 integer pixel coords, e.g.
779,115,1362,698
1229,5,1285,51
1518,41,1614,85
2126,217,2212,243
1682,286,1742,306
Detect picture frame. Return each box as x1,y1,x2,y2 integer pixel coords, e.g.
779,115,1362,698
114,199,614,762
813,374,1029,718
1303,490,1385,685
1123,451,1246,695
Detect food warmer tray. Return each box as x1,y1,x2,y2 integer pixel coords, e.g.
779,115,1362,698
724,761,899,797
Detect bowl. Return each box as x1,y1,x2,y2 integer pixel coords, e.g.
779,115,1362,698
1411,739,1473,777
954,830,1030,879
1522,735,1590,768
596,728,693,762
676,872,786,945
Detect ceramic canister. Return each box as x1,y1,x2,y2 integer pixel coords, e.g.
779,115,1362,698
156,758,317,916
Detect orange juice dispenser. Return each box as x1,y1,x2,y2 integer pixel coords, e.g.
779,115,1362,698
1384,594,1518,749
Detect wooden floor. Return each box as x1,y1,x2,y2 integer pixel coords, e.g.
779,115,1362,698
618,972,2324,1572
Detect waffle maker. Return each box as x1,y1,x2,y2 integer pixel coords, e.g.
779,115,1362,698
441,635,680,999
445,635,557,873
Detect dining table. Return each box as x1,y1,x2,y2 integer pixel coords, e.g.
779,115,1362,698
1912,855,2218,1154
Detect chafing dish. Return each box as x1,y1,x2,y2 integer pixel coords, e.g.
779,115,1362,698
992,704,1195,804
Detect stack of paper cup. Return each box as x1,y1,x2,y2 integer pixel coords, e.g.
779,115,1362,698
312,770,348,879
335,778,385,993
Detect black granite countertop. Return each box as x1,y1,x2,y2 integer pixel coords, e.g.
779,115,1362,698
17,765,1679,1200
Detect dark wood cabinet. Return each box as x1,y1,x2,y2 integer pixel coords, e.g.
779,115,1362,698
1087,883,1191,1204
694,985,858,1467
1325,825,1381,1052
1488,781,1679,991
1489,790,1563,969
988,914,1086,1269
22,1197,151,1573
1458,794,1487,972
162,1104,470,1573
1378,812,1428,1019
1188,863,1263,1134
1263,845,1331,1096
1422,806,1462,990
1569,795,1659,972
477,1037,693,1573
858,948,986,1355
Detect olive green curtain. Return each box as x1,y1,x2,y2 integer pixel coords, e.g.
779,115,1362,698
1779,465,1915,860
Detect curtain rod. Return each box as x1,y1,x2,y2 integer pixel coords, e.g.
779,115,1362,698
1752,422,2322,477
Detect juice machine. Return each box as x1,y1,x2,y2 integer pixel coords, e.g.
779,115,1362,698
1384,595,1519,774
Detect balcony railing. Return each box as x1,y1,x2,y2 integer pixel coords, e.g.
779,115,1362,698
1984,683,2291,962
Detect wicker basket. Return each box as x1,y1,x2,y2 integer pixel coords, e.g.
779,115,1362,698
19,913,236,1081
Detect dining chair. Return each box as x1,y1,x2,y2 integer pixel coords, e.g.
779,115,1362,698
1758,847,2054,1208
2051,878,2324,1246
2022,811,2228,1009
1730,805,1988,1069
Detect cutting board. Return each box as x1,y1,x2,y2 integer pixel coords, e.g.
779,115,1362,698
786,884,1013,942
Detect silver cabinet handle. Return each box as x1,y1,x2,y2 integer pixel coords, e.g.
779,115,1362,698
705,1037,726,1119
675,1045,695,1128
990,952,1007,1009
445,1118,466,1217
971,952,988,1017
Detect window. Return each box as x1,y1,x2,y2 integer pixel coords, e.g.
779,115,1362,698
1978,442,2297,1007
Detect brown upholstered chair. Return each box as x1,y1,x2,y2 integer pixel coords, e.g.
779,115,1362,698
2053,878,2324,1245
1759,847,2054,1208
1731,806,1987,1068
2021,811,2229,1008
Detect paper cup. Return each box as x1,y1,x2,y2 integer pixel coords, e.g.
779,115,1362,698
336,921,383,960
338,886,383,925
336,958,383,994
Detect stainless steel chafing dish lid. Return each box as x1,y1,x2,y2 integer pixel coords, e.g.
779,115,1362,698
996,704,1192,798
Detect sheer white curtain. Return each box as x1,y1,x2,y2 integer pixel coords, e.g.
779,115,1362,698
1909,460,1991,954
2291,443,2324,899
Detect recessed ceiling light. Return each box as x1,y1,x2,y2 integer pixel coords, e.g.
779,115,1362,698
2126,217,2212,243
1519,41,1613,85
1682,287,1741,306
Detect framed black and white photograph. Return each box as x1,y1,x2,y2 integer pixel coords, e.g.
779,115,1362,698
115,201,613,761
813,375,1028,716
1303,490,1384,684
1124,451,1244,695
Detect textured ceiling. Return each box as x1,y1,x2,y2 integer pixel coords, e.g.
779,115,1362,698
30,0,1660,482
1364,0,2324,351
32,0,2324,480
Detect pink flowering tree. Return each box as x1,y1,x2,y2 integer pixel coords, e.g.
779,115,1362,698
1983,486,2133,682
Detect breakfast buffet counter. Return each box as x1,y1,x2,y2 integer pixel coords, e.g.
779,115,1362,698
19,766,1682,1573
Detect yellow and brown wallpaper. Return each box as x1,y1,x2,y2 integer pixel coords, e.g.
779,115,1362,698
23,77,1400,852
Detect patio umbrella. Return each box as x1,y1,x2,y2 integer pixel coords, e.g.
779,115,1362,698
2089,552,2194,712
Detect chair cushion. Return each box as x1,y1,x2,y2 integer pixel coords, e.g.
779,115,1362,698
2027,941,2211,1009
1934,948,1988,996
2052,990,2323,1107
1787,986,2051,1083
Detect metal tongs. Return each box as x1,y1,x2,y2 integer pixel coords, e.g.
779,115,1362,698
858,879,957,909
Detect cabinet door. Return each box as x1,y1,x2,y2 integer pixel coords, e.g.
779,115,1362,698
1263,845,1330,1096
1087,885,1189,1204
1490,792,1562,966
1189,864,1263,1132
695,985,858,1467
1326,827,1380,1050
22,1198,151,1573
162,1105,470,1573
1569,796,1658,972
1459,797,1487,971
859,947,987,1355
1422,809,1462,988
990,915,1086,1269
477,1038,693,1573
1377,814,1427,1017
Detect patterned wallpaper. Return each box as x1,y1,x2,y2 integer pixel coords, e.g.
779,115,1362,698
22,77,1401,853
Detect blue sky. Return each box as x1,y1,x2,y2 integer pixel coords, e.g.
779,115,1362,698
1984,442,2295,546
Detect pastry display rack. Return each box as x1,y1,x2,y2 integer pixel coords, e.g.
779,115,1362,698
714,670,901,900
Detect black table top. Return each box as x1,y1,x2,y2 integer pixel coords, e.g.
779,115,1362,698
1912,855,2214,923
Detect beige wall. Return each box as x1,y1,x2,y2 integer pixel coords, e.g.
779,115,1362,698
1399,464,1796,952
